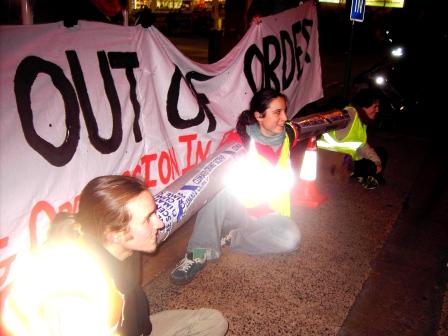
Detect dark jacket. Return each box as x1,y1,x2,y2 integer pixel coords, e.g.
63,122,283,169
85,238,152,336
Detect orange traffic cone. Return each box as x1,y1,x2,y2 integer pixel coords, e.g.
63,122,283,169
292,136,327,208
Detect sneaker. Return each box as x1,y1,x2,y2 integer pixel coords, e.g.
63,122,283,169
361,176,379,190
170,251,206,285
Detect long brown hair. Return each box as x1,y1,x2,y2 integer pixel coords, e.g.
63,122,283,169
236,88,287,145
49,175,148,242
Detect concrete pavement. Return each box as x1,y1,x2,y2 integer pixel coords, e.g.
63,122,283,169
143,127,447,335
338,136,448,336
141,35,448,335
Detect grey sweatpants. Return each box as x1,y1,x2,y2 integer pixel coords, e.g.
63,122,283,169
187,188,301,259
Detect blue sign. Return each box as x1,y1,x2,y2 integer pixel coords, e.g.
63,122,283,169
350,0,366,22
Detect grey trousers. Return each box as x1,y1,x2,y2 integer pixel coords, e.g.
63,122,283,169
150,308,228,336
187,188,301,259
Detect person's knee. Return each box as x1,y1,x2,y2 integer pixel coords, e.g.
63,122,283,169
276,223,301,252
285,227,301,252
268,218,301,252
151,308,228,336
196,308,228,335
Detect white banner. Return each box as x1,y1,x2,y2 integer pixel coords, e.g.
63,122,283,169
0,2,322,291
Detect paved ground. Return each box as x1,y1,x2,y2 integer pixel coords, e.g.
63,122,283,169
141,35,448,335
143,129,447,335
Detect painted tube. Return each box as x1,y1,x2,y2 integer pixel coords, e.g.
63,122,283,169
154,110,350,242
290,109,351,140
155,141,244,243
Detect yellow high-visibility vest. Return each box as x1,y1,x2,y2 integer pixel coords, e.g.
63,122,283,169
240,135,293,217
317,107,366,160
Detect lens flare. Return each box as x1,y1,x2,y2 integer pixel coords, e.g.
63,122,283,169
374,75,386,86
391,46,404,58
225,140,294,204
3,242,122,336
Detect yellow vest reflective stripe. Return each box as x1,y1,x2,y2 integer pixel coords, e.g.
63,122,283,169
241,135,292,217
316,107,366,160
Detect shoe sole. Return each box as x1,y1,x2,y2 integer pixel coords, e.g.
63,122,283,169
170,276,195,285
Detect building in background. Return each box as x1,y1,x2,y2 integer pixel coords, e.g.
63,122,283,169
319,0,404,8
129,0,225,11
2,0,405,25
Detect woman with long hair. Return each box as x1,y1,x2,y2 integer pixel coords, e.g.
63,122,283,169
170,88,302,285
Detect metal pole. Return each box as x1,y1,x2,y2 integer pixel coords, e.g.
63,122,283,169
212,0,220,30
20,0,33,24
123,9,129,26
343,20,355,100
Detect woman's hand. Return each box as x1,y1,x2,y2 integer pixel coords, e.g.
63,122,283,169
252,15,262,25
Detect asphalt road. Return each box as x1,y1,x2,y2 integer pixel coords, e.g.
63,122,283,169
338,135,448,336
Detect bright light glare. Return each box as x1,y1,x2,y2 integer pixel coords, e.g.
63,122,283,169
391,46,404,58
374,75,386,86
225,141,294,204
3,243,121,336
